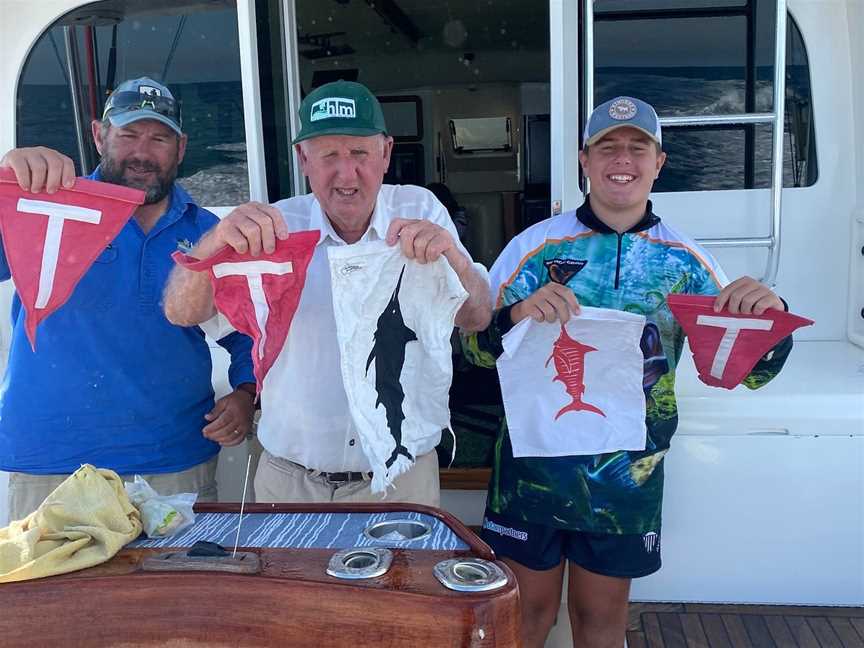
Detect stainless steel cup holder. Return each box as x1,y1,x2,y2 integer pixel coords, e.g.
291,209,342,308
433,558,508,592
363,518,431,543
326,547,393,580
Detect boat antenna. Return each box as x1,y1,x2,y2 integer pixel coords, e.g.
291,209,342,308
232,453,253,558
105,25,117,95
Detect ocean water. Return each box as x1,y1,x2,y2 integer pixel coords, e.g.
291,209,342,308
595,66,815,191
17,81,250,207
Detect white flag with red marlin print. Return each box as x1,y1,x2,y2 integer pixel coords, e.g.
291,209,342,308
0,168,144,349
497,307,648,457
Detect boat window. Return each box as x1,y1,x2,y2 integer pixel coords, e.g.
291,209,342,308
593,2,817,191
15,0,250,207
379,97,424,141
449,117,513,153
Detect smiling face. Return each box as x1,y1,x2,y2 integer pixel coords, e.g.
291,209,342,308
579,126,666,228
93,119,186,205
296,134,393,242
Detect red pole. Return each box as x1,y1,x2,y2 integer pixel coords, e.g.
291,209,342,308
83,26,99,122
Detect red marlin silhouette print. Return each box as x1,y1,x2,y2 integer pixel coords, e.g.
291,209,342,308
546,323,606,420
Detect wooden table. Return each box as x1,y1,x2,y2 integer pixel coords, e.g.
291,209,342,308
0,503,521,647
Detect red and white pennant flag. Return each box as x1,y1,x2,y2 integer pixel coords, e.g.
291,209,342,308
667,294,813,389
0,168,144,349
173,230,319,393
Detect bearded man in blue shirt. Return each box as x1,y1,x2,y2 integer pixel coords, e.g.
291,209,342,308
0,77,256,521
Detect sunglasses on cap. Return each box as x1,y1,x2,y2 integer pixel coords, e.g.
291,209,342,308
102,91,182,127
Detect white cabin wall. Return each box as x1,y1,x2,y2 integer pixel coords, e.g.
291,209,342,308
848,0,864,348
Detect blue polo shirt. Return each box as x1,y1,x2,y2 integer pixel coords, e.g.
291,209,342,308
0,171,255,474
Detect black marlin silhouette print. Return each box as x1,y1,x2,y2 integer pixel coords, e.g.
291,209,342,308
365,265,417,468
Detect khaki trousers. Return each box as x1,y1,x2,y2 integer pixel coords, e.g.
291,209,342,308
6,456,218,522
254,450,440,507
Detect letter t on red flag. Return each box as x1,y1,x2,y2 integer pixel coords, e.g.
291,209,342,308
173,230,319,393
0,169,144,349
667,294,813,389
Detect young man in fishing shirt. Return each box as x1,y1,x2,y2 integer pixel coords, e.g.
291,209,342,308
463,96,794,648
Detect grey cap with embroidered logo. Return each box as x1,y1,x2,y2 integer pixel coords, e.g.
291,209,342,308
293,80,388,144
583,96,662,147
102,77,182,135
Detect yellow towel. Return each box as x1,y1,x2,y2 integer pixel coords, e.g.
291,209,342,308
0,464,142,583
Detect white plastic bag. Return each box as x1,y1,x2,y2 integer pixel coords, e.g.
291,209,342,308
124,475,197,538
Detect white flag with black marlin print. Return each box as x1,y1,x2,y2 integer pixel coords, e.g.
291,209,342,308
329,240,468,494
497,307,648,457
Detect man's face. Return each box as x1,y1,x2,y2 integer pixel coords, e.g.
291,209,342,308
296,134,393,234
579,127,666,214
93,119,186,204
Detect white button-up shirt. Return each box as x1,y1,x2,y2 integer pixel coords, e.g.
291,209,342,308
256,184,483,472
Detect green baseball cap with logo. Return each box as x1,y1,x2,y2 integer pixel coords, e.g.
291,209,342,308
292,80,388,144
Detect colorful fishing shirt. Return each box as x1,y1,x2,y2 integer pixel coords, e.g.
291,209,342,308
463,198,793,535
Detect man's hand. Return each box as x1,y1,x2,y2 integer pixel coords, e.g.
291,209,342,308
194,202,289,259
164,202,286,326
714,276,784,315
202,387,255,447
511,283,581,325
385,218,470,273
0,147,76,194
385,217,491,331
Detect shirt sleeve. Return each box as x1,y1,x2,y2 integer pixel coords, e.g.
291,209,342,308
460,305,513,368
0,240,10,281
214,329,256,389
741,334,793,390
460,229,546,368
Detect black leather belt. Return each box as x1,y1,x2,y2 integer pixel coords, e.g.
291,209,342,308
280,457,373,485
319,470,373,484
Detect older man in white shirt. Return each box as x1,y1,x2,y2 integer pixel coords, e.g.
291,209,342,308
164,81,491,506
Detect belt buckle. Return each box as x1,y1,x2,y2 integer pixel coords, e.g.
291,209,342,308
321,470,372,485
323,471,351,485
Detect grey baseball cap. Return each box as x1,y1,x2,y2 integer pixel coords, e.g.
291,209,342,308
583,96,661,147
102,77,182,135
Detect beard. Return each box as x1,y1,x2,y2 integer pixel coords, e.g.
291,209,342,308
99,152,178,205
